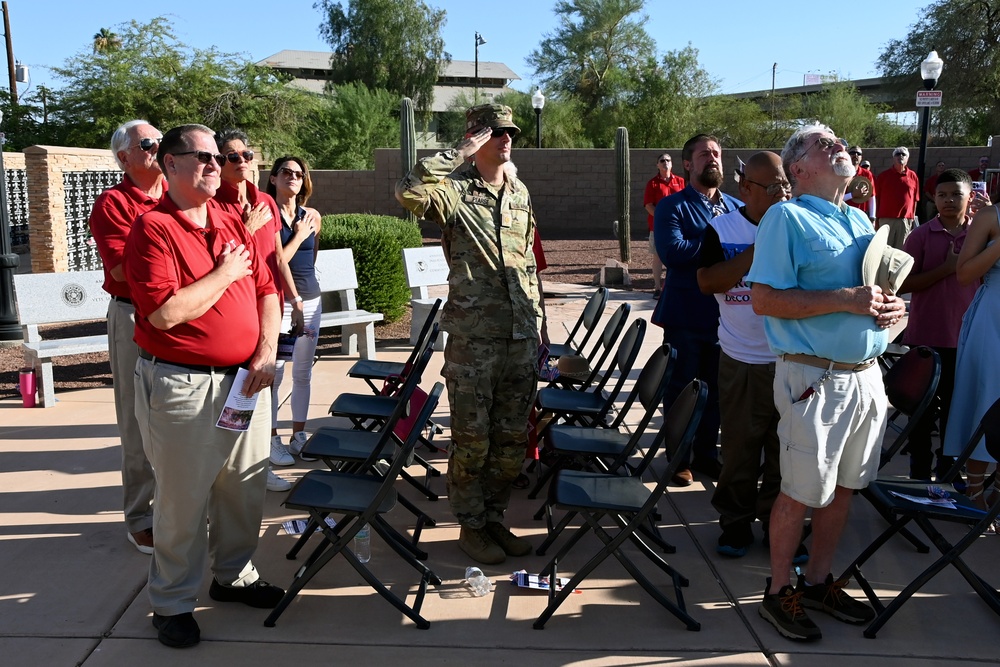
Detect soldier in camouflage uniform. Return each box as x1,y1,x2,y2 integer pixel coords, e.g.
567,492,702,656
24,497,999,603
396,104,543,564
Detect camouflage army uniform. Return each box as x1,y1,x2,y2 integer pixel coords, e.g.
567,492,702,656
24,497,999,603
396,140,543,530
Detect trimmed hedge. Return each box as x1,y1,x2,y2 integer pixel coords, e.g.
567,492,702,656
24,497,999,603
318,214,423,323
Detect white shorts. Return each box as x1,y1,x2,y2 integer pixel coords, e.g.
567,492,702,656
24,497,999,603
773,358,887,508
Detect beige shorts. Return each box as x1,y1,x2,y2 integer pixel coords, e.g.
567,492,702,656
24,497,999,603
773,358,887,508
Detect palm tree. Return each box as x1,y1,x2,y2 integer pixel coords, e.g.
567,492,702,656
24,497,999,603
92,28,122,54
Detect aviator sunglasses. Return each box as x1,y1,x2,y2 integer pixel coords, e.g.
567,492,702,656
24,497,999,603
136,137,162,152
171,151,226,167
225,150,255,163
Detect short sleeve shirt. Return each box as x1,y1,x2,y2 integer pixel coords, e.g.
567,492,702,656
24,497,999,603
747,195,888,363
644,173,685,229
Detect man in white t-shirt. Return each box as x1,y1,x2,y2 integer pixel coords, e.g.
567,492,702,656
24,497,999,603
696,151,792,558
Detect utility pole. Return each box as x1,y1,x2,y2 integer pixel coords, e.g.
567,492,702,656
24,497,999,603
771,63,777,134
2,2,15,105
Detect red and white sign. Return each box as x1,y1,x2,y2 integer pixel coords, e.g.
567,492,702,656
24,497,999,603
916,90,943,107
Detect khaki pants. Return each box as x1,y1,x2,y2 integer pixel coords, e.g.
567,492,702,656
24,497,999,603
877,217,915,249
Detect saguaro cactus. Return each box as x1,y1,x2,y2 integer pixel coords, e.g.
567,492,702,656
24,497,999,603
615,126,631,263
400,97,417,222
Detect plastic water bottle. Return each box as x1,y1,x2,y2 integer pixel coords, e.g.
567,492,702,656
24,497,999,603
353,524,371,563
465,566,491,597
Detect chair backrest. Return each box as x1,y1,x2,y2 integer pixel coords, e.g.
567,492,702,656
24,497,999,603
364,344,436,466
574,301,630,387
588,318,646,423
878,346,941,469
569,287,609,357
631,379,707,519
606,344,676,469
400,299,442,375
942,395,1000,482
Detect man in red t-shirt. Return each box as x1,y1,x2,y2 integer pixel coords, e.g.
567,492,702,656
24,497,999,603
124,124,284,649
875,146,920,248
88,120,165,556
846,146,876,221
643,153,685,295
968,156,990,182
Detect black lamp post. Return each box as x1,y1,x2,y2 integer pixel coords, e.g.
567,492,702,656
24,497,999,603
916,50,943,191
0,109,21,341
474,32,486,103
532,89,545,149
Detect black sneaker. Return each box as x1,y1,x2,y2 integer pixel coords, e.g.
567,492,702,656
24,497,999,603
759,578,821,641
152,612,200,648
209,579,285,609
798,573,875,624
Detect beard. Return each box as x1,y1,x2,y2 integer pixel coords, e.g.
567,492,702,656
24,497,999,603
697,167,724,189
832,153,856,178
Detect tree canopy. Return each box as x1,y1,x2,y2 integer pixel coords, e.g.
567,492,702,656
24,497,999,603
315,0,449,115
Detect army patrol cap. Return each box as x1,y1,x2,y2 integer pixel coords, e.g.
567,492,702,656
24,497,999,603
466,103,520,135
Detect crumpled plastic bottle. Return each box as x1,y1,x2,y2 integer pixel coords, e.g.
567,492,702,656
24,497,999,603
465,566,492,596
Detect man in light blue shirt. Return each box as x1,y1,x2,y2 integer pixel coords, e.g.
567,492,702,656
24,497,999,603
748,123,906,642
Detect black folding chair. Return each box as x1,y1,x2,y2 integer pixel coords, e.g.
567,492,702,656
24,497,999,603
301,344,438,554
843,395,1000,638
529,319,647,473
547,286,609,360
532,379,707,632
527,343,675,503
265,383,445,630
548,302,631,391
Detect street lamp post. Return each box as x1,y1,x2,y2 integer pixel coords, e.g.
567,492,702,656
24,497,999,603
532,89,545,149
474,32,486,103
0,109,20,341
916,50,944,192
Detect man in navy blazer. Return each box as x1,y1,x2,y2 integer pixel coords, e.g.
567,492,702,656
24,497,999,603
653,134,743,485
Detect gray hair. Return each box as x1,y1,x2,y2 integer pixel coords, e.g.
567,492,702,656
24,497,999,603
214,128,249,150
781,122,835,186
110,119,150,170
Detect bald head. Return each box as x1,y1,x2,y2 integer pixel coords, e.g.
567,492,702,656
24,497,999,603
739,151,789,221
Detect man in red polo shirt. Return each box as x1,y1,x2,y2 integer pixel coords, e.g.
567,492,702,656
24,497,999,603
88,119,165,556
124,124,283,649
875,146,920,249
846,146,876,221
644,153,685,296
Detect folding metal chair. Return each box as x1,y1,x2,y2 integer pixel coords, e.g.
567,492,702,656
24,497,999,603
300,344,438,554
265,383,445,630
547,302,631,390
532,379,707,632
843,395,1000,638
547,286,609,360
527,343,675,503
529,320,647,485
347,298,442,395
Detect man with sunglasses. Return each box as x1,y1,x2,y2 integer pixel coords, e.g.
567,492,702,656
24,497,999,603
697,151,794,560
875,146,920,248
644,153,685,297
845,146,876,222
396,104,543,565
124,124,284,648
89,119,165,556
748,124,905,641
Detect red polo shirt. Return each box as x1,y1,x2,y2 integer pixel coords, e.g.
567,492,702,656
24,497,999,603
644,173,685,230
875,166,919,218
214,180,284,295
88,175,167,298
847,166,876,213
124,196,277,366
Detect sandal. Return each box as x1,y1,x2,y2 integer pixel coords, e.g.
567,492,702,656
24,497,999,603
512,472,531,490
966,472,997,535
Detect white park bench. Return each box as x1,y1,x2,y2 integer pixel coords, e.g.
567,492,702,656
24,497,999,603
401,245,449,351
315,248,384,360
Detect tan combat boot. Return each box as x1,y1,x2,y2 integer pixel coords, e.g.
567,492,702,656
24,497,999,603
459,526,506,564
485,522,532,556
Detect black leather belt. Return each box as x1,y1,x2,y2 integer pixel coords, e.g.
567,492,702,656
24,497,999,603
138,347,246,374
112,296,132,304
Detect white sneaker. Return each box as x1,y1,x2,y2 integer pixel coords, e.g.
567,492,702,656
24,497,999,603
270,435,294,466
266,468,292,492
289,431,317,462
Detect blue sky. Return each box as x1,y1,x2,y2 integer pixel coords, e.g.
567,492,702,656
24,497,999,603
11,0,930,98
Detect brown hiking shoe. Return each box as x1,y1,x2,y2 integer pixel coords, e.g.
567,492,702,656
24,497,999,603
459,526,505,564
485,522,532,556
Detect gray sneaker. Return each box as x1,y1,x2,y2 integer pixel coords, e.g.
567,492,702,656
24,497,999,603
289,431,317,462
759,577,822,641
798,573,876,624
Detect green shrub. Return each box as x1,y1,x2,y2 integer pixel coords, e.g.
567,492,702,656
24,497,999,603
318,214,423,323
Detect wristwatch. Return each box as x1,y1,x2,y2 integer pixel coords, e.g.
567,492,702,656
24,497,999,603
291,296,303,304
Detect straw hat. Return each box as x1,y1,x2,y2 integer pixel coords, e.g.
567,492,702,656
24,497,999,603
861,226,914,295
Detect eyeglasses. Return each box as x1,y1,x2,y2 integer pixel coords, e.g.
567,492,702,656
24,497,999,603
893,151,908,157
491,128,517,138
658,158,671,163
171,151,226,167
278,166,304,179
799,136,847,161
225,150,255,164
848,151,862,156
136,137,162,152
744,177,792,197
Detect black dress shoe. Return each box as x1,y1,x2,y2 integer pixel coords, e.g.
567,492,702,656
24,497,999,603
152,612,200,648
209,579,285,609
690,456,723,480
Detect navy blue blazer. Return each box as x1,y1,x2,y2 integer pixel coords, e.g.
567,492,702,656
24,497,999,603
652,184,743,332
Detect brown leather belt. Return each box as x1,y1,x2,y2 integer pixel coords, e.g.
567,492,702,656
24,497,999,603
782,353,877,372
138,347,245,375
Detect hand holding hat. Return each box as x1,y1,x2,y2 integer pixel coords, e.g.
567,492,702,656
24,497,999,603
862,226,914,296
